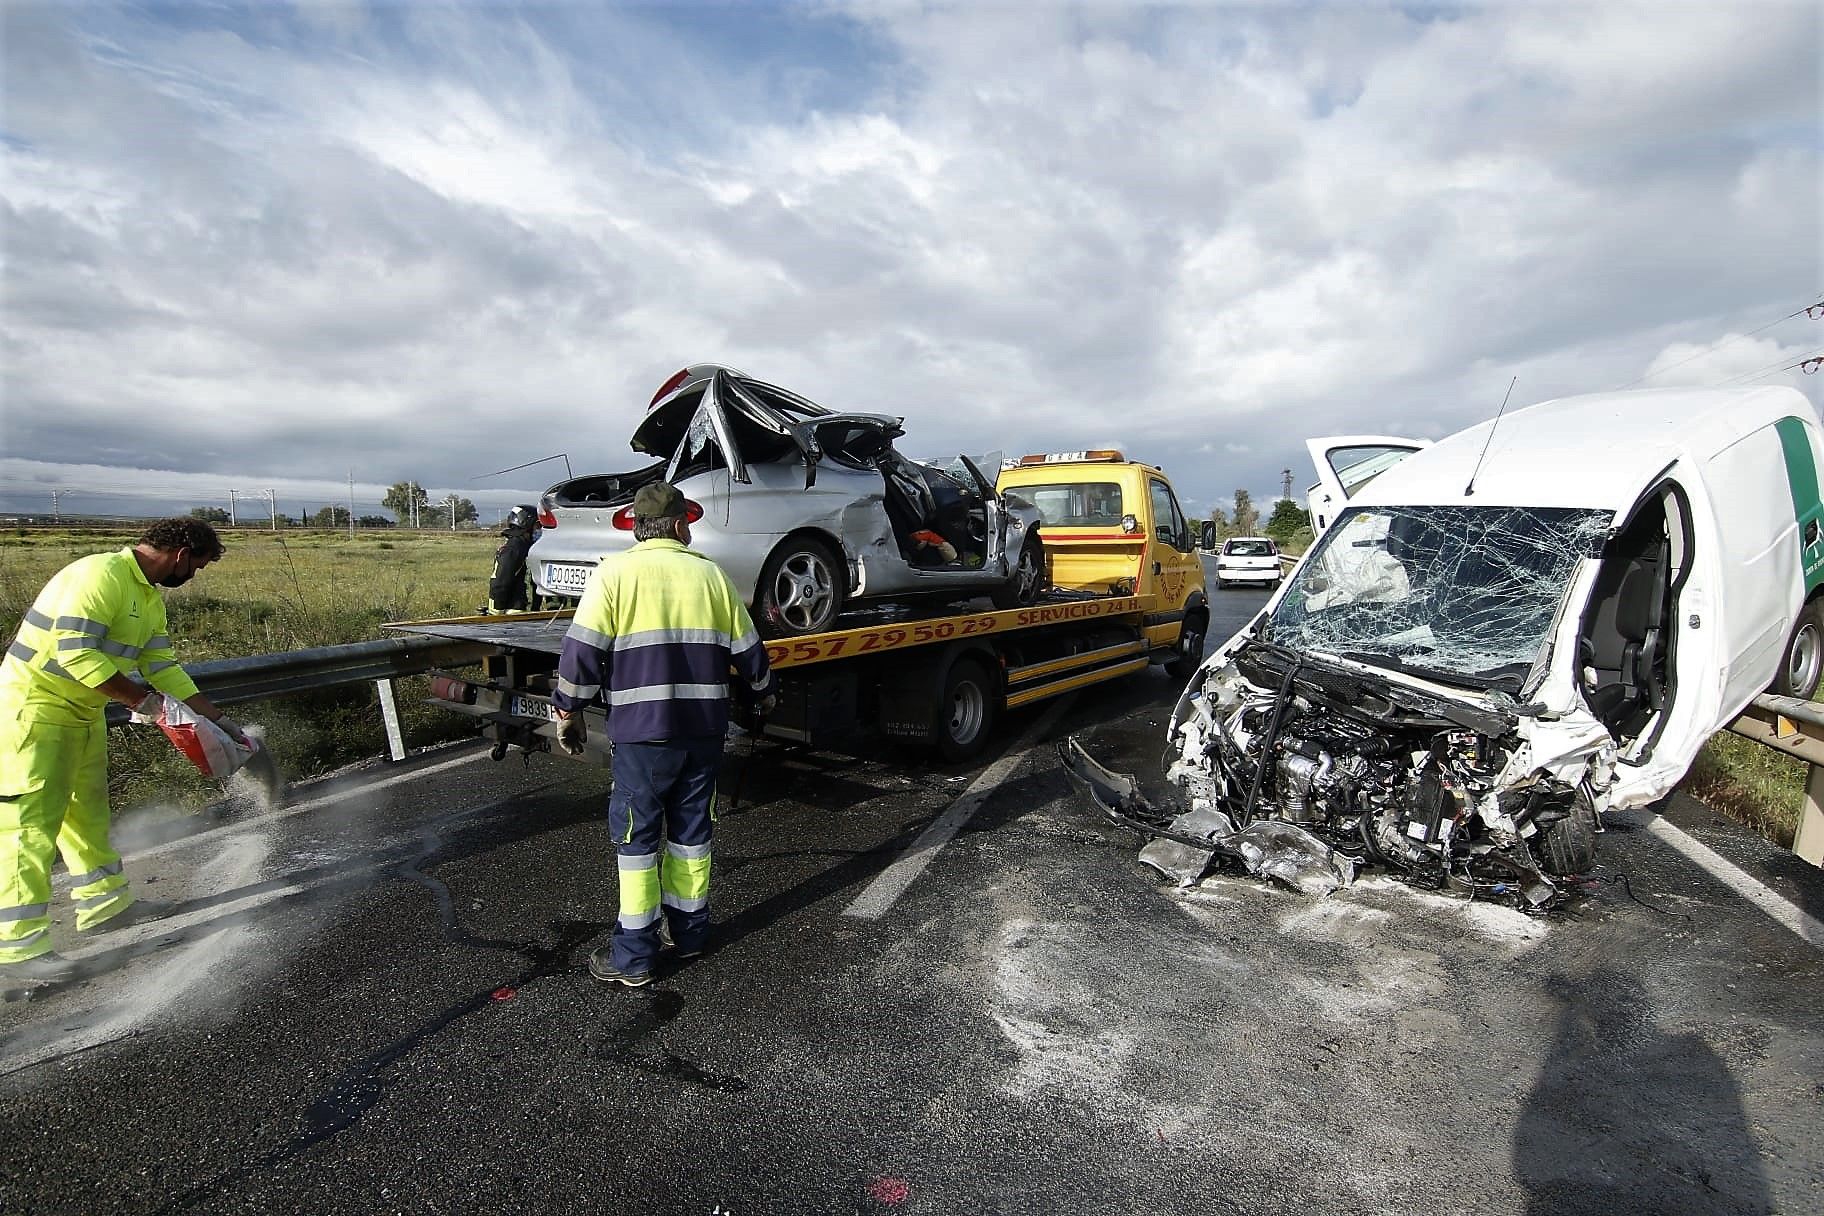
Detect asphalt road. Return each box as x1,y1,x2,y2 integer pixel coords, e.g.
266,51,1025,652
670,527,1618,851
3,575,1821,1215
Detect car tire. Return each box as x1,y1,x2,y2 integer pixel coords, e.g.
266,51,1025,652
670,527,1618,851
1539,796,1599,876
934,658,997,761
1772,598,1824,699
991,534,1046,610
757,536,845,637
1164,610,1208,682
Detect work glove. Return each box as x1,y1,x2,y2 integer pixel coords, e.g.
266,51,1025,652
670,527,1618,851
557,712,587,756
130,691,164,723
215,717,250,746
754,694,777,719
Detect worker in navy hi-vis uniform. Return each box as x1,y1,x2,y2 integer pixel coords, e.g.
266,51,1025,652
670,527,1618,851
551,481,775,987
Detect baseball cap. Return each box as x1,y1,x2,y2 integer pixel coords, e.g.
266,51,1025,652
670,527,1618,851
632,481,687,519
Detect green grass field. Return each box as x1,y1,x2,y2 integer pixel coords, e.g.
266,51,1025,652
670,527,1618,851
2,527,500,816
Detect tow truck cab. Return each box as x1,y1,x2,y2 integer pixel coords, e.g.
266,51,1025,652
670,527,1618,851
996,451,1209,678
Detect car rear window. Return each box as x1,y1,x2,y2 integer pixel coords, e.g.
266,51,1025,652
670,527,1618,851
1223,540,1276,556
1008,482,1124,527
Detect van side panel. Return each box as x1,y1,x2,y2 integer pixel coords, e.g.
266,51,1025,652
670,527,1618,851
1773,416,1824,593
1705,424,1803,710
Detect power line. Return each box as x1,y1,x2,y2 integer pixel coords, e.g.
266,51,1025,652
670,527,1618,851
1709,346,1824,388
1614,294,1824,391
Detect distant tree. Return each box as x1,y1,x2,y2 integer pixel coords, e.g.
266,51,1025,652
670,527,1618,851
384,481,430,526
357,515,394,529
1205,505,1230,530
190,506,231,524
312,505,351,528
1231,488,1258,537
1265,499,1305,543
425,496,479,529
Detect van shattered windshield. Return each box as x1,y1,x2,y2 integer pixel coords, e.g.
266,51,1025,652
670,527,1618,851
1264,505,1612,691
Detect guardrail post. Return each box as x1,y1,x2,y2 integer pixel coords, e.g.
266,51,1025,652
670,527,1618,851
375,678,407,762
1797,762,1824,866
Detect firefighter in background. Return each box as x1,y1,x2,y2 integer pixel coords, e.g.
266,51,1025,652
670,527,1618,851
550,481,774,988
1,517,246,984
485,505,541,614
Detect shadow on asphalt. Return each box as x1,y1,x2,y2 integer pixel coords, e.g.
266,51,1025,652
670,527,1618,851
1512,965,1772,1214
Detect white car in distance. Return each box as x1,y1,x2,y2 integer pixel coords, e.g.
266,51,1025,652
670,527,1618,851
1215,536,1282,589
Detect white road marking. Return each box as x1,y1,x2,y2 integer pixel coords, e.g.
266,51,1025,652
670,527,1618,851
120,747,493,865
843,698,1072,921
1645,815,1824,950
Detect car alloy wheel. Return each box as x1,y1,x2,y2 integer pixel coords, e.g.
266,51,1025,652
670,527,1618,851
759,537,844,636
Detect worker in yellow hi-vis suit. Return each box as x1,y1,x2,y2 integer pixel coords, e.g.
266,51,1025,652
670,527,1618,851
1,517,244,985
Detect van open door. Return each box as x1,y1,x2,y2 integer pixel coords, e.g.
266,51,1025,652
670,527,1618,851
1304,435,1431,533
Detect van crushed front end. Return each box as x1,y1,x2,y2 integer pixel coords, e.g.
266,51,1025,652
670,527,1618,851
1063,502,1620,908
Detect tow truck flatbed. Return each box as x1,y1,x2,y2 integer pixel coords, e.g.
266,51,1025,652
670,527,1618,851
388,590,1166,762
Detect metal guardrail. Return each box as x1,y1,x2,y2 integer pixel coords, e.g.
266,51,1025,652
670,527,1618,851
103,637,497,758
1727,693,1824,865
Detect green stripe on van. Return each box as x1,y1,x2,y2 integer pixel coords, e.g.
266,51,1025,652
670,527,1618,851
1775,416,1824,592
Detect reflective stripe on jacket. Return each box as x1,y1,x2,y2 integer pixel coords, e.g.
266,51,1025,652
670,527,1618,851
552,539,773,743
0,549,198,723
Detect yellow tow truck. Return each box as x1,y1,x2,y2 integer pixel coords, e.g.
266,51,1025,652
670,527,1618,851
392,450,1206,761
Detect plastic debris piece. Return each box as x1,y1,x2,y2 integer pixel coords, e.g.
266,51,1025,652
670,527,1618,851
1137,806,1235,887
491,986,516,1002
1229,820,1356,896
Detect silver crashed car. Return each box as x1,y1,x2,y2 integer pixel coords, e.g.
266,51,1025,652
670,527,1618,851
531,365,1047,636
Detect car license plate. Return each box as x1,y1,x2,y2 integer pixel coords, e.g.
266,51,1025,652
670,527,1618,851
510,695,555,722
543,561,594,595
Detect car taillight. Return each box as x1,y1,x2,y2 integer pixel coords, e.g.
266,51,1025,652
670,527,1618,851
650,367,691,407
537,496,557,529
684,499,704,523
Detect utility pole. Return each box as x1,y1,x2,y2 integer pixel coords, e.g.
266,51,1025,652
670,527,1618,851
347,470,356,540
262,489,276,531
228,488,238,527
1281,468,1294,501
411,487,419,529
445,494,458,533
50,488,62,524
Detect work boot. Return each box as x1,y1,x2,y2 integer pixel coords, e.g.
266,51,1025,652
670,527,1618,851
1,952,80,984
83,898,179,934
658,919,704,961
588,947,652,989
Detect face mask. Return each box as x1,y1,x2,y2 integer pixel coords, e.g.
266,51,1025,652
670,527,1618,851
157,570,194,588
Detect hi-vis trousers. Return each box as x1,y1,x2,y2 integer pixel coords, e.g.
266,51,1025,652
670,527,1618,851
0,710,133,963
607,737,722,975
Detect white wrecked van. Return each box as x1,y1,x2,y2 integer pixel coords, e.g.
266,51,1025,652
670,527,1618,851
1065,385,1824,906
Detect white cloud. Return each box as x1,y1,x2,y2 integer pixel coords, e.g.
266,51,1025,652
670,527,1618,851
0,0,1818,520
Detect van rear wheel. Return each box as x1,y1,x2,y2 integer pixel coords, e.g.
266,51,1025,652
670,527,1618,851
1774,599,1824,699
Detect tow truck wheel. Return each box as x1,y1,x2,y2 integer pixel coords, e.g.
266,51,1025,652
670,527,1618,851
1164,610,1207,681
758,536,844,637
1773,599,1824,699
991,534,1046,610
935,658,996,761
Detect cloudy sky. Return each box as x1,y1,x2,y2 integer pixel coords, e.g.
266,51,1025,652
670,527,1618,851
2,0,1820,525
